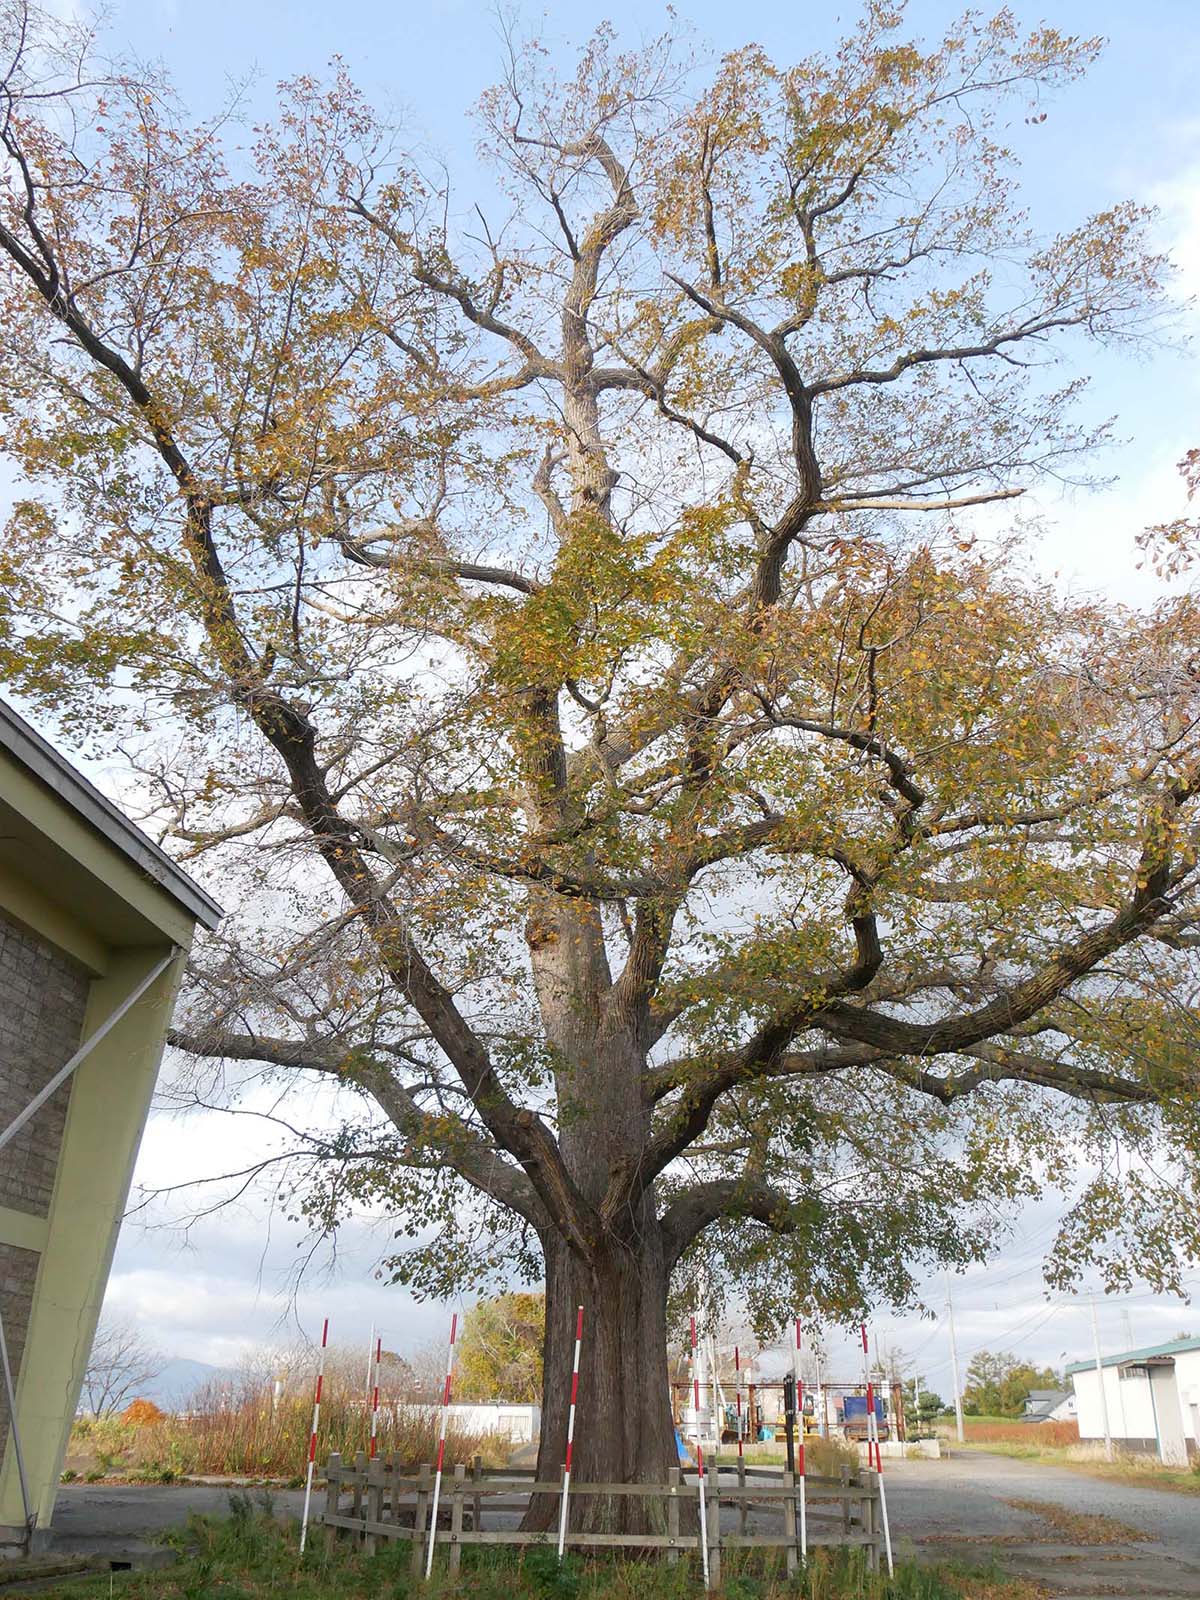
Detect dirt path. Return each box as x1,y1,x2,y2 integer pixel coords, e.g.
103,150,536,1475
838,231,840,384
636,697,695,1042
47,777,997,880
884,1451,1200,1597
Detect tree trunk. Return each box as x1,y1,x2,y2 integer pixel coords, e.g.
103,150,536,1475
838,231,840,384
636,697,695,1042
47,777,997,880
521,900,678,1532
523,1207,680,1533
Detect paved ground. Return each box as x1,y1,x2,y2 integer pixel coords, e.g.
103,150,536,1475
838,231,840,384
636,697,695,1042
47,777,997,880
47,1483,308,1559
44,1454,1200,1597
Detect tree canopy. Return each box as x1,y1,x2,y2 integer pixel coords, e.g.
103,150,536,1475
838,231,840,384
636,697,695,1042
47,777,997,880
456,1293,545,1404
962,1350,1061,1418
1,0,1199,1492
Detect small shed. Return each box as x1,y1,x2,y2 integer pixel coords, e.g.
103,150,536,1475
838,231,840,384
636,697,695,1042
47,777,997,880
1067,1336,1200,1465
0,700,220,1549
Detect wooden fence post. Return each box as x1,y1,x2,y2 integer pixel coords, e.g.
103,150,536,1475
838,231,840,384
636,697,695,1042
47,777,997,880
707,1467,721,1589
862,1467,879,1573
365,1455,384,1556
840,1461,850,1539
411,1462,431,1576
782,1468,797,1579
352,1449,367,1542
449,1463,466,1574
667,1466,680,1567
322,1452,341,1556
736,1453,747,1538
384,1452,396,1534
472,1452,483,1535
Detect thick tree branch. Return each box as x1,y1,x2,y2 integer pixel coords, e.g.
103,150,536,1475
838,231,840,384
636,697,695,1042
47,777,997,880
878,1042,1175,1106
166,1027,546,1226
612,915,883,1216
660,1175,797,1271
809,311,1095,397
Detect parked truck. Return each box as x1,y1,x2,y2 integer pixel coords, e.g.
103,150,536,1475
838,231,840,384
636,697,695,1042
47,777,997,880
838,1393,890,1443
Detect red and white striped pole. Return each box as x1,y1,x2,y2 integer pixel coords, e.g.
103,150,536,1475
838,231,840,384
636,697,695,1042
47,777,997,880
859,1324,880,1473
369,1335,382,1458
690,1314,711,1589
793,1317,807,1559
557,1305,584,1559
734,1345,744,1460
298,1316,329,1555
424,1313,460,1579
860,1324,893,1576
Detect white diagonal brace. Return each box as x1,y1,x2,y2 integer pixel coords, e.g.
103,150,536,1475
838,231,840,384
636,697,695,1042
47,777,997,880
0,947,179,1156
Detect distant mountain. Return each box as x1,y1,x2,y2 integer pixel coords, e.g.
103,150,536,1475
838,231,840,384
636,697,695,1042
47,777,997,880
140,1357,231,1409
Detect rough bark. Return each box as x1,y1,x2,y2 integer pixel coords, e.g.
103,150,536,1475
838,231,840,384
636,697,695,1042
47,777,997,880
525,1216,678,1533
521,897,679,1529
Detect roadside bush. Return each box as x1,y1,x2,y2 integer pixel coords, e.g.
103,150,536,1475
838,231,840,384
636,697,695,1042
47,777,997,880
122,1397,167,1426
803,1435,860,1477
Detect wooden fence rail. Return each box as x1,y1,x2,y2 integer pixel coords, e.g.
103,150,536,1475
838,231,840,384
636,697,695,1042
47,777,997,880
319,1452,884,1582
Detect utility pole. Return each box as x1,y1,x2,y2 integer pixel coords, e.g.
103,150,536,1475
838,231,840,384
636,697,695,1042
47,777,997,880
946,1280,965,1444
1090,1298,1114,1462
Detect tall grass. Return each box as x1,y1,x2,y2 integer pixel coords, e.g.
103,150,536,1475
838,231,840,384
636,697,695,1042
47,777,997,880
164,1390,495,1477
961,1420,1079,1448
70,1350,498,1480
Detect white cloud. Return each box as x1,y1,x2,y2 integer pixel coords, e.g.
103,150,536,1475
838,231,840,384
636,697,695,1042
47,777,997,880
1151,144,1200,313
1028,447,1193,602
105,1086,454,1368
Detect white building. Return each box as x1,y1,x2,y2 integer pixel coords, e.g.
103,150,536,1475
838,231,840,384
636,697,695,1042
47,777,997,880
1066,1336,1200,1465
441,1403,541,1444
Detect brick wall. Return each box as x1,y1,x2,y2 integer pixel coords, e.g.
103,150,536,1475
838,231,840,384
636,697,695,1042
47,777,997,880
0,911,90,1467
0,911,89,1218
0,1243,39,1467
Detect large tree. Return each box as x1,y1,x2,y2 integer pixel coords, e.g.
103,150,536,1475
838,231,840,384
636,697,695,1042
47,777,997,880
2,1,1199,1517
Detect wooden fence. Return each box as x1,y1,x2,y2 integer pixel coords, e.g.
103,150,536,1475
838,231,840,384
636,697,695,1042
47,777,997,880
319,1453,885,1582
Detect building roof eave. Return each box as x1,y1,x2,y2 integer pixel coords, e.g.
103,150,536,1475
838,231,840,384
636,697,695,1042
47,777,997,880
0,698,222,932
1065,1335,1200,1375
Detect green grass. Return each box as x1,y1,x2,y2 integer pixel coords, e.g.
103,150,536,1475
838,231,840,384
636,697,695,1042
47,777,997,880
59,1498,1046,1600
951,1440,1055,1463
951,1431,1200,1494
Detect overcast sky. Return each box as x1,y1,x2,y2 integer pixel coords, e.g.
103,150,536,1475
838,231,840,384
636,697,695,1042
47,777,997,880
11,0,1200,1390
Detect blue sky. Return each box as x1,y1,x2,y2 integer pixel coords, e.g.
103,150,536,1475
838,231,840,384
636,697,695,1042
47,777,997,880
56,0,1200,1383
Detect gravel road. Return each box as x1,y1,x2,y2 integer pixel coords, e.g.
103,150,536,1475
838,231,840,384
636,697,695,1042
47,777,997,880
48,1482,308,1555
881,1450,1199,1557
882,1451,1200,1597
